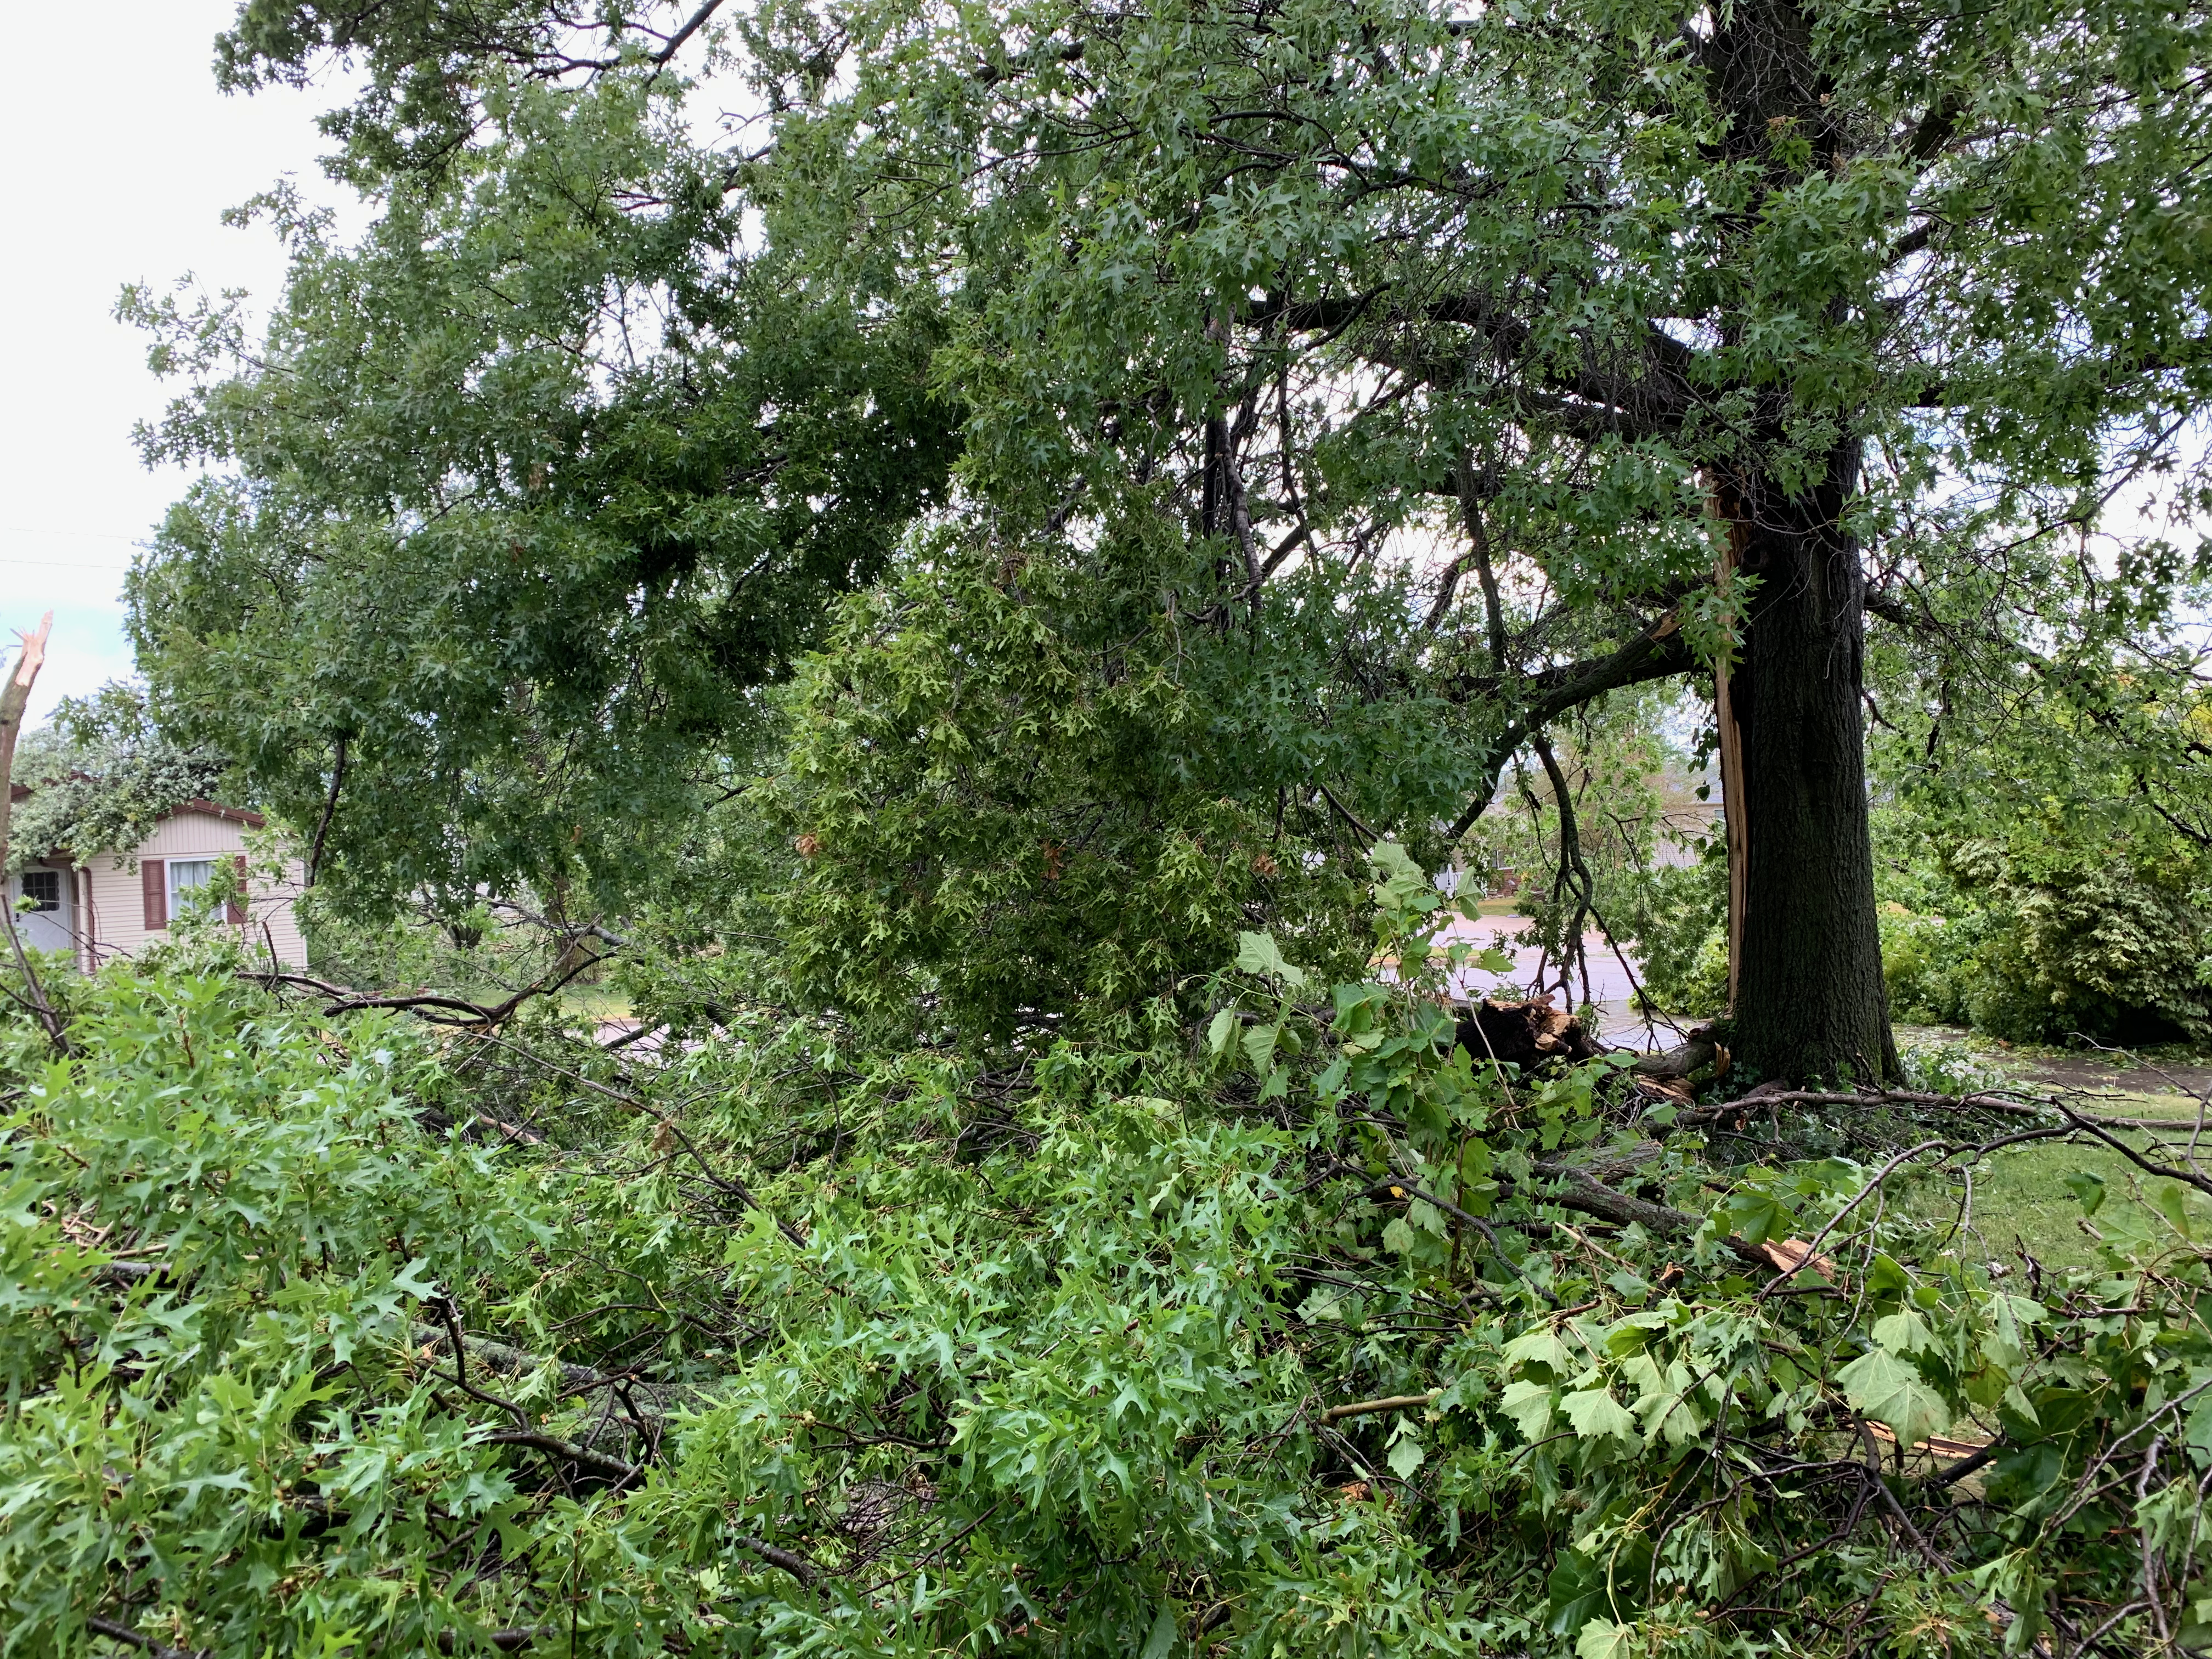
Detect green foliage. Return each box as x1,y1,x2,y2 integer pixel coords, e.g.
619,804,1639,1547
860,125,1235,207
769,525,1483,1040
124,59,961,919
5,686,223,873
9,876,2212,1654
1950,832,2206,1044
1871,674,2212,1045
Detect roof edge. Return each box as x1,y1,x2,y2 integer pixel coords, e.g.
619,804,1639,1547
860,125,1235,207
173,798,268,830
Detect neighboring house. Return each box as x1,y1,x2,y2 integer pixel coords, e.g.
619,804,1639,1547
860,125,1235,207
5,787,309,970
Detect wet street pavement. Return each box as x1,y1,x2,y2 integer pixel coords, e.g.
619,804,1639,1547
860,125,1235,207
1427,911,1672,1048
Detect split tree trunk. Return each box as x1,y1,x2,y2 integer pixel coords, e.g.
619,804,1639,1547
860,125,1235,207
1715,443,1898,1086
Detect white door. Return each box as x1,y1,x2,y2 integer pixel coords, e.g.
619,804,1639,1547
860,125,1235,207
8,866,75,956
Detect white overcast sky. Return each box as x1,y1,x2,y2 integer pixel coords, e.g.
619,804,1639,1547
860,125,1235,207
0,2,347,724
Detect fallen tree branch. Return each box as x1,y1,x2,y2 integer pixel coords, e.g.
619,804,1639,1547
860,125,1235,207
461,1029,809,1248
1447,613,1696,842
84,1616,206,1659
1676,1086,2044,1128
483,1429,641,1483
1526,1158,1776,1273
1324,1390,1441,1423
1751,1140,1950,1306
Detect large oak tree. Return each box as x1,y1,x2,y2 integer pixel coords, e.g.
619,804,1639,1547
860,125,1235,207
752,0,2212,1080
134,0,2212,1080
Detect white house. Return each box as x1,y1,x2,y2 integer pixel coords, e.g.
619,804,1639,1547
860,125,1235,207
6,788,309,971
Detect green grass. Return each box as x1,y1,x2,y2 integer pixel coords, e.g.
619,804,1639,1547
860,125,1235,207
1899,1126,2212,1271
1881,1028,2211,1268
555,985,634,1022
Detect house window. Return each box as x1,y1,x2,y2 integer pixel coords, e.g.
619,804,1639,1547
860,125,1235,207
167,859,216,915
19,870,61,913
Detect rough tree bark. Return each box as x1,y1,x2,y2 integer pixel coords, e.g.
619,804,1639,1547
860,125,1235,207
1715,448,1899,1086
1693,0,1898,1086
1256,0,1908,1086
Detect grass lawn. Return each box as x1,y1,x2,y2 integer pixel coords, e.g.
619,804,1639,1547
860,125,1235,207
557,985,635,1023
1895,1114,2212,1271
1876,1027,2211,1268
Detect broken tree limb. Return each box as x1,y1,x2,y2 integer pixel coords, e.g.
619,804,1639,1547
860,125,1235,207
729,1531,821,1587
0,612,70,1053
1526,1158,1775,1274
483,1429,642,1483
1631,1026,1723,1083
1453,998,1601,1071
0,612,51,856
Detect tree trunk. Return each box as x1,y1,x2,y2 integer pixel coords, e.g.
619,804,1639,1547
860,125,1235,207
1716,442,1898,1086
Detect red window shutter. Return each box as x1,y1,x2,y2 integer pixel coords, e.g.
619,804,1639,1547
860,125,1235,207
228,855,249,924
142,859,167,929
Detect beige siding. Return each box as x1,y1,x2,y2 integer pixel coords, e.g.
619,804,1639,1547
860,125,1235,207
81,810,310,970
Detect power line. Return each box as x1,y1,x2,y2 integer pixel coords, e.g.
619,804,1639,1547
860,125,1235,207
0,527,144,541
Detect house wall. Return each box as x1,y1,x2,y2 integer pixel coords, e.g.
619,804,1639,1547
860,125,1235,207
81,809,310,969
5,864,79,956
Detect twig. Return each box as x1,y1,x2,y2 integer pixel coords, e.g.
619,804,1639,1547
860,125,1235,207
2053,1103,2212,1200
1338,1160,1556,1302
1529,733,1594,1008
1323,1390,1441,1423
2137,1436,2173,1646
1752,1141,1949,1306
857,1500,1002,1595
438,1300,529,1429
318,941,607,1024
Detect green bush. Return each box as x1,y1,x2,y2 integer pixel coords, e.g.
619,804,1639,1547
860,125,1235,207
1617,852,1730,1020
1881,832,2211,1045
1879,905,1983,1028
